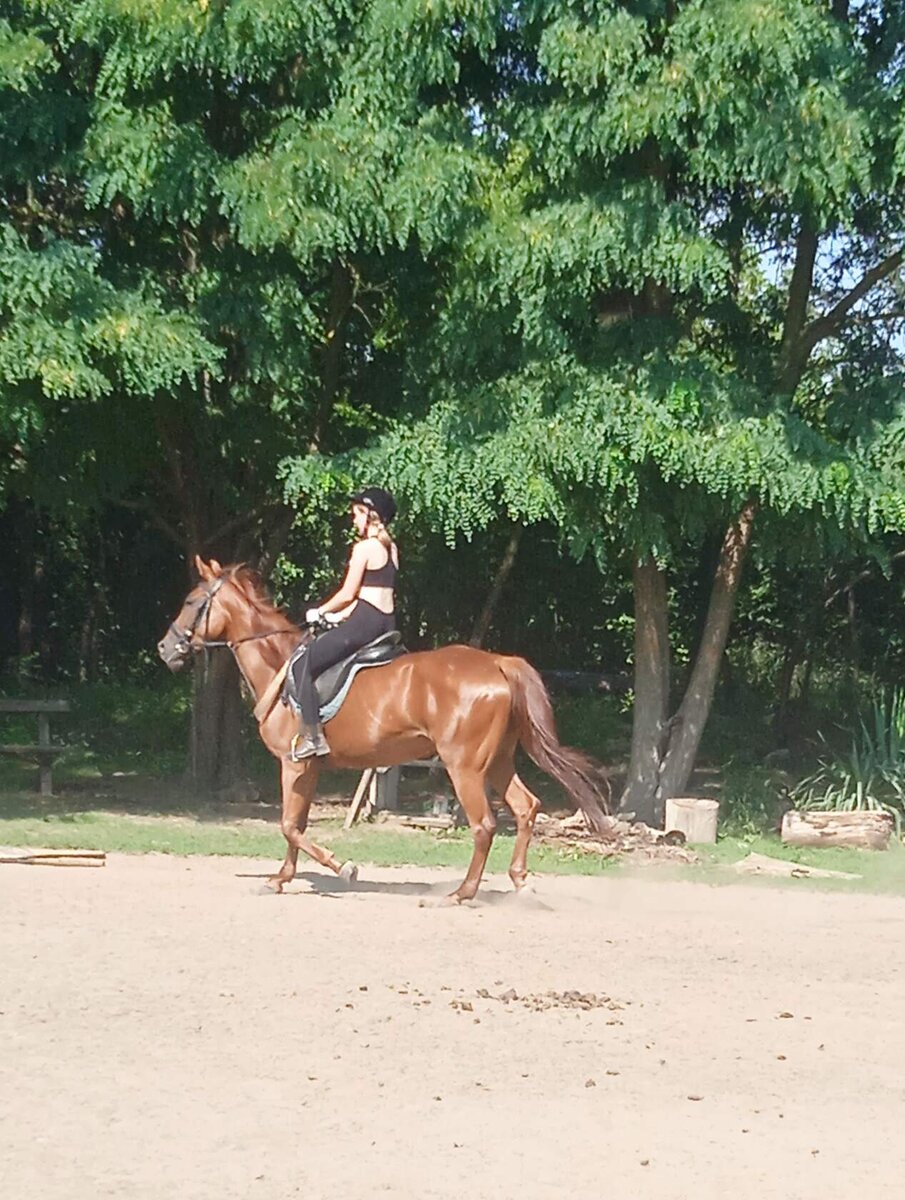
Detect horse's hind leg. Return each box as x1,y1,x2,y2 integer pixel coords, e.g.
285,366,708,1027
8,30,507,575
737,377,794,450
489,758,540,890
445,766,496,904
268,760,356,893
504,773,541,890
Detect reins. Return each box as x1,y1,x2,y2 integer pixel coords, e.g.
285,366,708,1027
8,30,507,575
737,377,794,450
202,629,300,650
173,575,305,720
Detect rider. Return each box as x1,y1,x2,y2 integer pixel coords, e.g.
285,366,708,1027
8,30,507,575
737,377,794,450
289,486,399,760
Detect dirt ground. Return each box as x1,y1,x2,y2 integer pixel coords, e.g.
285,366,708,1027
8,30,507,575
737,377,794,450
2,855,904,1200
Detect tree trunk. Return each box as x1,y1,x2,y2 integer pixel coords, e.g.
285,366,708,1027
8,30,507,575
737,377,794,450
189,649,246,794
773,636,803,739
658,499,756,799
847,587,859,682
469,525,523,648
620,501,756,826
618,555,671,825
16,503,37,667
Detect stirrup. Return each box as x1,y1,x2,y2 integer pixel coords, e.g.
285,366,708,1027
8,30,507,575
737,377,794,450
286,730,329,762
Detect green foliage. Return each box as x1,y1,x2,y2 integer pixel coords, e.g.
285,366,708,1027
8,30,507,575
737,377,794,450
281,0,905,575
790,689,905,823
2,0,905,808
715,763,786,838
0,673,192,781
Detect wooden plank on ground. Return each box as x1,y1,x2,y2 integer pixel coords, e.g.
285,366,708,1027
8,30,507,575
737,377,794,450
0,850,106,868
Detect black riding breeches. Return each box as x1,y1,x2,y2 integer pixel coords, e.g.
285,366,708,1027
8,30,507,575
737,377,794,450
297,600,396,726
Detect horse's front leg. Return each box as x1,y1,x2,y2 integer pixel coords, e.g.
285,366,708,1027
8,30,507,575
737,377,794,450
267,759,357,893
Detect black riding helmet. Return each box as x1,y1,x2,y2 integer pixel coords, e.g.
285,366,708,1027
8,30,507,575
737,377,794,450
350,486,397,526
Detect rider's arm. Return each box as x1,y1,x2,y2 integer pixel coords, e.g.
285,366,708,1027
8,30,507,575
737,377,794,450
316,542,369,616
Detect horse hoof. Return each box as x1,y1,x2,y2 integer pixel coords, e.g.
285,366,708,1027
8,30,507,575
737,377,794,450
339,861,358,885
261,877,285,895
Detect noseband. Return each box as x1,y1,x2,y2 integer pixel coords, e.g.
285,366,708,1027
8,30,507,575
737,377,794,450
167,577,226,655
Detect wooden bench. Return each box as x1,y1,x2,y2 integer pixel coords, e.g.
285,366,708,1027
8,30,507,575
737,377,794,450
0,699,71,796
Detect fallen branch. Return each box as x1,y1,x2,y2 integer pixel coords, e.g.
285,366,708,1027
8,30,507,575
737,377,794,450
733,852,860,881
0,849,106,868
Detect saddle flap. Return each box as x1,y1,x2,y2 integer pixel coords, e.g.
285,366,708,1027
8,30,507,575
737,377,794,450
315,631,405,707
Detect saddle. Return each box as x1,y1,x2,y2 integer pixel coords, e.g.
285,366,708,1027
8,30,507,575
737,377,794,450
282,630,407,724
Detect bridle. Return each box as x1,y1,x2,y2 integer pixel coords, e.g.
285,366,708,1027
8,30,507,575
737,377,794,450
168,577,299,657
168,577,226,656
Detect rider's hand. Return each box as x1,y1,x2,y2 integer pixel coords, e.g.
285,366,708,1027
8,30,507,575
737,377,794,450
305,607,321,624
323,612,343,625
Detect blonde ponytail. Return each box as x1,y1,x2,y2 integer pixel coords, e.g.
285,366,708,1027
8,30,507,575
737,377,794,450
367,511,392,549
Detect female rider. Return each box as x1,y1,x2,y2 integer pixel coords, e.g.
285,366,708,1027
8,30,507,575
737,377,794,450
289,486,399,759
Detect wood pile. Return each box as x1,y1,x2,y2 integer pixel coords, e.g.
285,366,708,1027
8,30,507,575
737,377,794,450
534,811,699,864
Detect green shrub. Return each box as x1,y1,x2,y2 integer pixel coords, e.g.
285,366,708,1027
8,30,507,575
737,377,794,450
790,689,905,824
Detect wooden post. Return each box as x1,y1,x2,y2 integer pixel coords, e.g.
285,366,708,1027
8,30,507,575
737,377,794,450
375,766,400,812
37,711,52,797
344,769,375,830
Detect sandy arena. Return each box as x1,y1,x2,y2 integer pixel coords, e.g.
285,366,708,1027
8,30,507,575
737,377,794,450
2,853,904,1199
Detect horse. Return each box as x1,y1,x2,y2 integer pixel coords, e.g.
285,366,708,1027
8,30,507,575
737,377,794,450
158,557,613,901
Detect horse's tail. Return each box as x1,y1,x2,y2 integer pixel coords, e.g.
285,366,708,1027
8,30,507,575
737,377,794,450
495,655,613,835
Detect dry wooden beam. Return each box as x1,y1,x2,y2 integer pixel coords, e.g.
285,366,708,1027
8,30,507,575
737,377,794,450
781,810,894,851
0,850,106,867
344,769,375,830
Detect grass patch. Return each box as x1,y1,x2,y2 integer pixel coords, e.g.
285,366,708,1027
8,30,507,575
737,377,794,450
3,789,904,892
0,802,618,876
689,833,905,894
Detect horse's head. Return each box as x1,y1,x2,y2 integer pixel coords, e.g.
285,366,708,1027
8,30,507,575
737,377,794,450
157,556,233,671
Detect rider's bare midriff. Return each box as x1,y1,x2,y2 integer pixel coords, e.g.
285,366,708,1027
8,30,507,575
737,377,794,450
357,586,394,614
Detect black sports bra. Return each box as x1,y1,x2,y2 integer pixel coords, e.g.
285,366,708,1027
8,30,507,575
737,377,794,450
361,547,398,589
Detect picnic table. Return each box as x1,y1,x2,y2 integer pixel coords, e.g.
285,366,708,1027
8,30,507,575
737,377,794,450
0,699,71,796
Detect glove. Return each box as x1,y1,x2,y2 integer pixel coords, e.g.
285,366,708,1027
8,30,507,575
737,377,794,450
323,612,343,625
305,607,321,624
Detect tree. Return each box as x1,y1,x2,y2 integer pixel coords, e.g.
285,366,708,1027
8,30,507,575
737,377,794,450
286,0,905,824
0,0,490,785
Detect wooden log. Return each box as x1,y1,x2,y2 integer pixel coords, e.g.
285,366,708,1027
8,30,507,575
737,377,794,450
781,809,894,851
664,797,720,844
541,670,631,696
401,815,455,831
0,850,106,867
0,744,63,757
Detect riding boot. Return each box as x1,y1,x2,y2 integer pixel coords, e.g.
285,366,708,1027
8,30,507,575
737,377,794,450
286,723,330,761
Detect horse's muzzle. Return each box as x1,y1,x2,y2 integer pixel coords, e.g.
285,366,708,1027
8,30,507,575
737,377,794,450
157,630,190,672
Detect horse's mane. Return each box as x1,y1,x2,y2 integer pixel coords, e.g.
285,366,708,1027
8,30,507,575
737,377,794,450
222,564,296,627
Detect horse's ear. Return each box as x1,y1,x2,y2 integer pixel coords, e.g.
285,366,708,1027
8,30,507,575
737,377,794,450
194,555,212,580
209,558,223,575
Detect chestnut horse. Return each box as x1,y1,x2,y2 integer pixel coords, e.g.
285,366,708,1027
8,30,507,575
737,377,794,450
158,557,612,901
